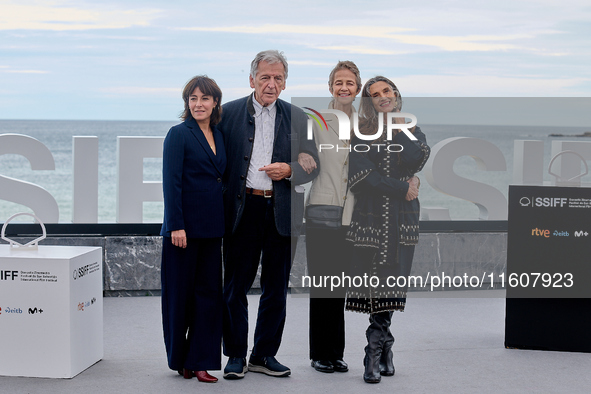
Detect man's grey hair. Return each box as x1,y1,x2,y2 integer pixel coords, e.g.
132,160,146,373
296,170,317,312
250,50,288,80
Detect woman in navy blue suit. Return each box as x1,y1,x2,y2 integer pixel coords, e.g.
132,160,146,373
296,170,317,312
160,75,226,383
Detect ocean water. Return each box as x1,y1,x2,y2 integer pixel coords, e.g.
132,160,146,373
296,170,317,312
1,119,590,223
0,120,176,223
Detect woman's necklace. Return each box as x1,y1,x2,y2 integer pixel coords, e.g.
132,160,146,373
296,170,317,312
202,128,216,153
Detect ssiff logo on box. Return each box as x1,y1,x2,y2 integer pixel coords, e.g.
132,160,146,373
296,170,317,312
520,197,568,208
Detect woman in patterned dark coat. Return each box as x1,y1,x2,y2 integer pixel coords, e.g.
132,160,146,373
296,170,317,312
345,76,430,383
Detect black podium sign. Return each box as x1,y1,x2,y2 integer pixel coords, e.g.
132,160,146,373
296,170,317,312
505,185,591,352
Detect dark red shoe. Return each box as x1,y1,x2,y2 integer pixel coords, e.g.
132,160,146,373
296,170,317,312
182,368,194,379
195,371,218,383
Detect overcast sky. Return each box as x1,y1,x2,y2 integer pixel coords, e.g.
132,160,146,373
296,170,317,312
1,0,590,121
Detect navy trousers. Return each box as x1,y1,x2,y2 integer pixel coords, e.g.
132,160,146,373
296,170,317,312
161,236,222,371
222,194,293,358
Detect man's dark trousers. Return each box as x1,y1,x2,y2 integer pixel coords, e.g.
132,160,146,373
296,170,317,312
222,193,292,358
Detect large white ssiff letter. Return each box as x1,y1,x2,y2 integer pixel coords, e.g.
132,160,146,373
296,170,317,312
0,134,59,223
73,136,99,223
424,137,508,220
116,137,164,223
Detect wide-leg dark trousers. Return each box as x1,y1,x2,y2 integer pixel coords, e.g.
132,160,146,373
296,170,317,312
161,236,223,371
222,194,292,358
306,226,351,360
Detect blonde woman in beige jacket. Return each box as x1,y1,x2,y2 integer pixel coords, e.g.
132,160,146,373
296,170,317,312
305,61,361,375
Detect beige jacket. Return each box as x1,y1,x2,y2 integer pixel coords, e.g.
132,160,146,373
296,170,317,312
306,102,355,226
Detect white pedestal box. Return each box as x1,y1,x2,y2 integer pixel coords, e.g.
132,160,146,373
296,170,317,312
0,245,103,378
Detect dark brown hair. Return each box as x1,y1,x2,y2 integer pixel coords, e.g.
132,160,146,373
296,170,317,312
180,75,223,125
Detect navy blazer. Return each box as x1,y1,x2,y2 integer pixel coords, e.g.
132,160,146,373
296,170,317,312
218,94,319,237
160,117,226,238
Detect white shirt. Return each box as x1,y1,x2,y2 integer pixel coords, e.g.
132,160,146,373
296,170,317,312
247,96,276,190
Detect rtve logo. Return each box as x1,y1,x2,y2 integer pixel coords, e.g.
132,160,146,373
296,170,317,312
531,228,550,238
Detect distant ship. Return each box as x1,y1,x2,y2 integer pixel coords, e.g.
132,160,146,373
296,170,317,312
549,131,591,137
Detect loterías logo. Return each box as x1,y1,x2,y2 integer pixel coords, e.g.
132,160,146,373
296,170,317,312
303,107,418,153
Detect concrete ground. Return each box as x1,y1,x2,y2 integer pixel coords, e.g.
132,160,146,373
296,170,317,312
1,290,590,393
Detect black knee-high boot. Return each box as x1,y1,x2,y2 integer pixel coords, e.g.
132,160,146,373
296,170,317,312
379,311,395,376
363,311,392,383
